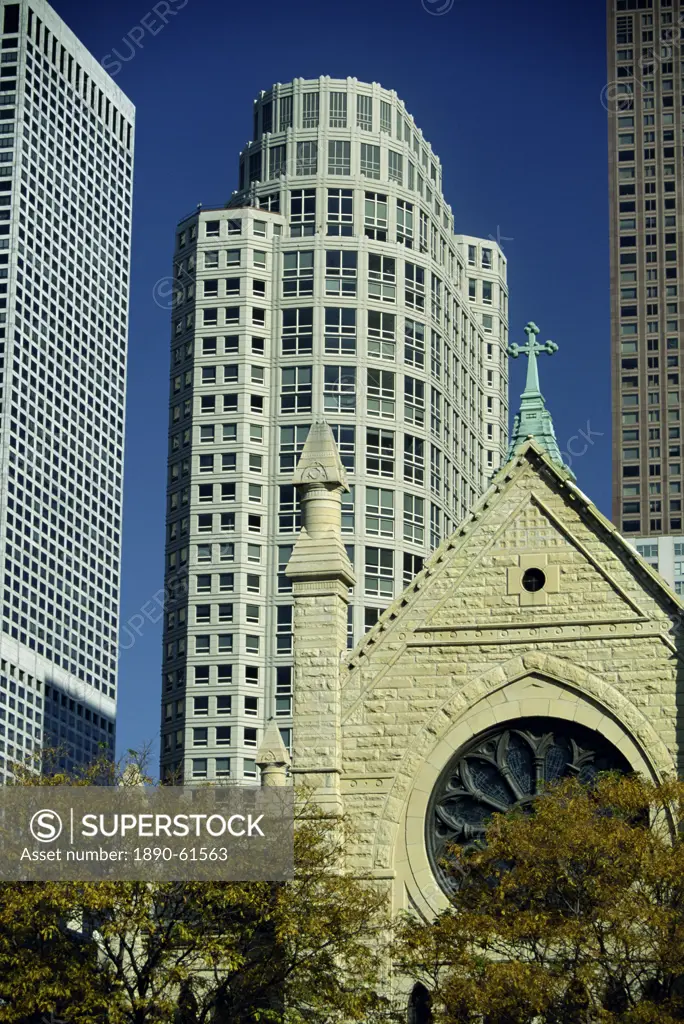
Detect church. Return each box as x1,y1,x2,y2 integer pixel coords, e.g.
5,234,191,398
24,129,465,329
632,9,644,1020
277,320,684,935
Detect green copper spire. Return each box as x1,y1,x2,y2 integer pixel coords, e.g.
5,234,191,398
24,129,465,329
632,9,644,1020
505,321,575,479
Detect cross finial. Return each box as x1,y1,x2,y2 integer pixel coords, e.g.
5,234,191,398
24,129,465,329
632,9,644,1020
507,321,559,396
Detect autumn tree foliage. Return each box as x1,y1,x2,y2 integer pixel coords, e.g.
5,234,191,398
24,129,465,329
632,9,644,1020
0,752,390,1024
396,774,684,1024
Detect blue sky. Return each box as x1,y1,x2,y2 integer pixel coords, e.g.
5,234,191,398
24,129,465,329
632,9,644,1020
51,0,609,763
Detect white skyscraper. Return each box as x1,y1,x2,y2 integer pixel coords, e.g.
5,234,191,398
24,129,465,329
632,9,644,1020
0,0,134,777
160,77,508,785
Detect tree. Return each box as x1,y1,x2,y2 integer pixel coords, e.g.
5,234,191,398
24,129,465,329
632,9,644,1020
396,774,684,1024
0,751,391,1024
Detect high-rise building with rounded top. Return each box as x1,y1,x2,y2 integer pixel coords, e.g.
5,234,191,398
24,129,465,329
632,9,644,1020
160,77,509,784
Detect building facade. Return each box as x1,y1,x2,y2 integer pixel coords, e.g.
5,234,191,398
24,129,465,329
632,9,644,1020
159,77,509,784
608,0,683,543
288,343,684,1007
0,0,135,776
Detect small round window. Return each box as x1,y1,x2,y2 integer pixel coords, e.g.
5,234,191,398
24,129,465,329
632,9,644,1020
521,567,546,592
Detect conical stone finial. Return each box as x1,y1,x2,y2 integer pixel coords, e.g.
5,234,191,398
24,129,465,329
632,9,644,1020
505,321,575,479
256,719,291,787
286,421,355,587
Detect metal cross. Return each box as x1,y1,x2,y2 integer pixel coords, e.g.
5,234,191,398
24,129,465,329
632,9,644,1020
507,322,558,396
508,321,558,361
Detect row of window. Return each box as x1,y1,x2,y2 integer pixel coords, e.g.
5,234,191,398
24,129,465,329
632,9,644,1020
254,90,440,171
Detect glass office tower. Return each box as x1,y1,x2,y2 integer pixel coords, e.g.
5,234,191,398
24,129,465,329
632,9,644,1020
0,0,134,776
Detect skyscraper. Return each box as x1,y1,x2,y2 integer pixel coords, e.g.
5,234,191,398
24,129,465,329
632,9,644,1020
160,77,508,784
608,0,684,588
0,0,134,777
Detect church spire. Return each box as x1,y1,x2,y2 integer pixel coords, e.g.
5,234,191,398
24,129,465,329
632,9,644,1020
505,321,575,479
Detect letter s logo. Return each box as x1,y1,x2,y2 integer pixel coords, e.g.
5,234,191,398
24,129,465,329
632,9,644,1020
29,809,63,843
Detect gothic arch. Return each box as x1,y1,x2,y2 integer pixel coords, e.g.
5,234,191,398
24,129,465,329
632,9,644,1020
380,651,674,919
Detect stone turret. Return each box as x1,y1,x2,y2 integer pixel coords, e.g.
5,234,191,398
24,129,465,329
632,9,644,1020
256,719,291,787
286,422,355,816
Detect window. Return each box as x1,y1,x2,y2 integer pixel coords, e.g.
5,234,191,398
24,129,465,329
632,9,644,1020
283,252,314,296
302,92,319,128
282,307,313,354
324,365,356,412
431,275,442,321
397,200,414,246
405,319,425,367
331,424,355,471
404,494,425,543
219,573,234,592
404,376,425,426
367,368,395,417
279,95,293,130
366,429,394,477
192,759,207,779
368,311,396,359
360,143,380,179
279,485,302,532
329,91,347,127
196,543,212,565
278,545,294,593
325,307,356,353
368,254,396,302
405,262,425,310
326,188,353,236
193,696,209,716
328,139,351,175
404,434,425,484
196,575,211,594
276,666,293,717
380,100,392,133
325,250,357,296
403,552,424,587
342,487,355,532
281,365,312,412
430,445,442,494
365,547,393,597
364,192,388,240
357,94,373,131
290,188,316,236
430,503,441,548
419,211,429,252
431,332,442,379
245,696,259,717
277,605,293,654
296,140,318,176
218,604,233,623
269,144,287,179
388,150,403,184
280,424,310,472
216,727,231,747
366,488,394,537
193,727,208,747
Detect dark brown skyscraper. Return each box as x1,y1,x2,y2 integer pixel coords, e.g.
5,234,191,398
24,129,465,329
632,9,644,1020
608,0,683,549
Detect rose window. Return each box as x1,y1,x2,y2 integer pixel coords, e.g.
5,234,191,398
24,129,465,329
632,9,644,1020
426,717,630,894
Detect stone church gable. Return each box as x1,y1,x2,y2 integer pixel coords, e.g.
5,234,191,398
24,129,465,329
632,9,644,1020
335,441,684,914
